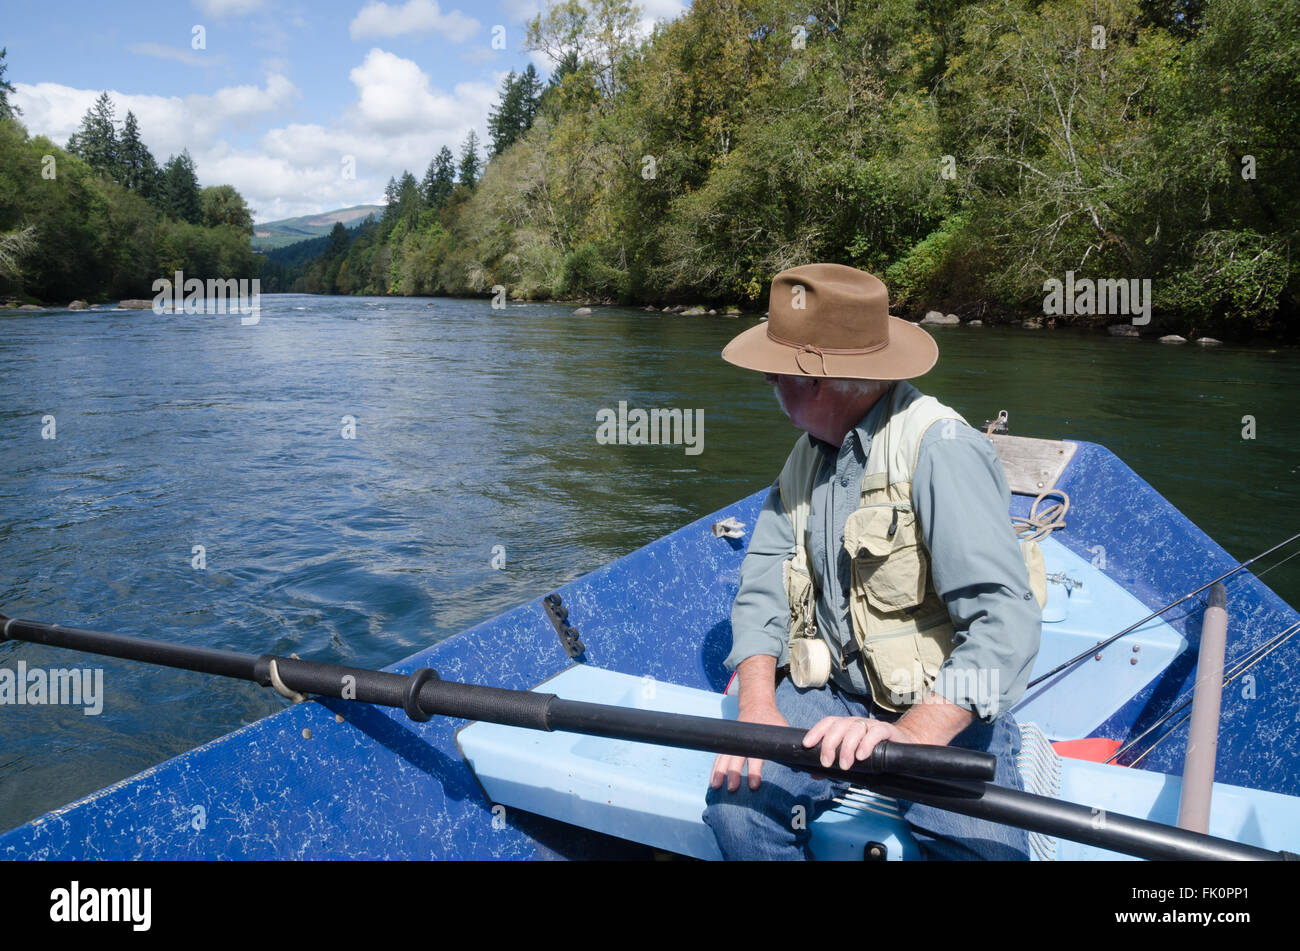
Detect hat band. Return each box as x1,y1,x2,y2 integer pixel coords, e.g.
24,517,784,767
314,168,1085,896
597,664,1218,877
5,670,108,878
765,327,891,356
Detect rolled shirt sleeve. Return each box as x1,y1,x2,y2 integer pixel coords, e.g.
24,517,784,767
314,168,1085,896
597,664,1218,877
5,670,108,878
724,483,795,671
911,424,1042,721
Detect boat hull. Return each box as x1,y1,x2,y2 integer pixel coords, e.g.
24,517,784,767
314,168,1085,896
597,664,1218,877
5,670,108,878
2,439,1296,859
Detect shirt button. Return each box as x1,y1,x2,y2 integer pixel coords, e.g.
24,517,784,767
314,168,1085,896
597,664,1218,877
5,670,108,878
1023,593,1033,600
840,477,849,487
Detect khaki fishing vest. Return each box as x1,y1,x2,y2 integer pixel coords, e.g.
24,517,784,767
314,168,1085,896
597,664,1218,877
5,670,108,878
778,381,1046,712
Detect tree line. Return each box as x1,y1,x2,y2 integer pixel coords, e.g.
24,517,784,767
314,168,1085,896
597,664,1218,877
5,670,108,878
0,51,255,304
282,0,1297,339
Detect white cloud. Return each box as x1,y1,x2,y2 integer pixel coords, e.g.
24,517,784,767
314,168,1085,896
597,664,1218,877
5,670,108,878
194,0,266,17
11,55,490,224
13,73,299,164
349,0,480,43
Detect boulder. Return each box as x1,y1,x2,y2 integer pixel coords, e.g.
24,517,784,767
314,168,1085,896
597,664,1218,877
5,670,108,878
572,306,593,315
707,309,717,315
967,320,983,327
18,303,42,310
67,300,88,310
1158,334,1187,344
1107,324,1140,337
1195,337,1223,347
643,305,657,312
1022,318,1042,330
662,306,673,312
118,299,153,310
671,305,688,313
723,305,744,315
921,311,960,325
682,306,708,315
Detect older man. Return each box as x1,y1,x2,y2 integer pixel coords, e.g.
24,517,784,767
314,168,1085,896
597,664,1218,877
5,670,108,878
703,263,1042,860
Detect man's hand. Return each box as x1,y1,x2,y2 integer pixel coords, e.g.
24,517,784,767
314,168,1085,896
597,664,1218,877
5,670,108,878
802,691,975,769
802,716,921,770
709,654,785,792
709,703,789,792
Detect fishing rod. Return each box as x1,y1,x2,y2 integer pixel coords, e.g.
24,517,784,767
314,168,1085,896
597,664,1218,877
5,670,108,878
1110,618,1300,767
1,612,1291,862
1028,529,1300,689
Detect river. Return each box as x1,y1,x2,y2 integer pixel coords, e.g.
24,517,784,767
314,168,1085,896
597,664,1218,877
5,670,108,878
1,294,1296,833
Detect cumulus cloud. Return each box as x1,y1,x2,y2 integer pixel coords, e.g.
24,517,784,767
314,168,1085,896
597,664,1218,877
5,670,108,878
14,74,298,157
349,0,480,43
12,50,493,222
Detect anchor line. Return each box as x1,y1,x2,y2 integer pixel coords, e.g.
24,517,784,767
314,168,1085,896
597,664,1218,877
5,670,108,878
1108,618,1300,766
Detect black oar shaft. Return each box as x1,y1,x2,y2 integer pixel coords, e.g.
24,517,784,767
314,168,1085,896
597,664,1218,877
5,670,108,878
861,775,1279,862
0,616,986,783
1,615,1288,861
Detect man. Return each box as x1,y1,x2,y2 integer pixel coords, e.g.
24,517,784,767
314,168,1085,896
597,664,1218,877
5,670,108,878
703,262,1042,860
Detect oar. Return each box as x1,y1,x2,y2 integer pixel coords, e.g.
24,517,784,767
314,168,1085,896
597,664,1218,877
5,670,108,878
1028,529,1300,689
1,613,1290,861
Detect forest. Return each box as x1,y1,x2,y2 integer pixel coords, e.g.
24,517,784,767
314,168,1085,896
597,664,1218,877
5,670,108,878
2,0,1297,339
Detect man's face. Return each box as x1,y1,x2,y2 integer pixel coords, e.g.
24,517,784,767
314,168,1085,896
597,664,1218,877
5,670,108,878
765,373,817,428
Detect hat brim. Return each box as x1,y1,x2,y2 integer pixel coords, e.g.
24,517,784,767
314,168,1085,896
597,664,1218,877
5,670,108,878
721,316,938,380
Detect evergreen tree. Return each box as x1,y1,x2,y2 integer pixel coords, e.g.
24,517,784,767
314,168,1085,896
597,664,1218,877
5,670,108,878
396,170,420,224
326,221,350,259
517,63,543,130
383,176,399,221
488,71,523,156
67,92,120,181
421,146,456,209
457,130,482,187
118,111,159,198
0,48,19,121
159,149,202,224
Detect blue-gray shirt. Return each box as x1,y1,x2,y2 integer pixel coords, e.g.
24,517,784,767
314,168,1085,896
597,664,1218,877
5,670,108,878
725,391,1041,722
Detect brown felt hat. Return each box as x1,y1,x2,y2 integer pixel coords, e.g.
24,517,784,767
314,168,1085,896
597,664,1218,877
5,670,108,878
721,263,937,380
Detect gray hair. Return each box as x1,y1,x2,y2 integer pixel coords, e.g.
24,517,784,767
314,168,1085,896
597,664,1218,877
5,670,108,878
821,379,892,399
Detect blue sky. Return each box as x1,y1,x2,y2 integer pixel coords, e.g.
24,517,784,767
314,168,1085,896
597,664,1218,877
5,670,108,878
6,0,686,222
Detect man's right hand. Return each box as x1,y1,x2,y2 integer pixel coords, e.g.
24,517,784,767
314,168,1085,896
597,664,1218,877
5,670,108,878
708,654,786,792
709,704,789,792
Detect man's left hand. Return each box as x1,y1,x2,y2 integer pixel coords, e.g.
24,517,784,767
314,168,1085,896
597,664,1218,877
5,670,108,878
802,716,922,770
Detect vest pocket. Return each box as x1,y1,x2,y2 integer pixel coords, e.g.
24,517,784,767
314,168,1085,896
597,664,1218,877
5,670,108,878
844,504,928,611
845,504,954,709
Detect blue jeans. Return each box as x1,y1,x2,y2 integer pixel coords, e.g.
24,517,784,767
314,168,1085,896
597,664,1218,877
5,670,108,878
702,677,1030,860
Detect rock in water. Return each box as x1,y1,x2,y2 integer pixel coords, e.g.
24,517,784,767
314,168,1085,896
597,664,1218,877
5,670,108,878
1158,335,1186,344
1107,324,1140,337
68,300,88,310
682,306,708,315
118,299,153,310
921,311,960,325
573,306,593,315
1195,337,1223,347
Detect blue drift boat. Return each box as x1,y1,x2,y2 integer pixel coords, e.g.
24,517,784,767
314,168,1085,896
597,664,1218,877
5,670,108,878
2,433,1298,860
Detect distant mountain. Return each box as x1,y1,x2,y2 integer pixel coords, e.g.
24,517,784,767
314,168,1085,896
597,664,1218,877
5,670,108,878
251,205,384,251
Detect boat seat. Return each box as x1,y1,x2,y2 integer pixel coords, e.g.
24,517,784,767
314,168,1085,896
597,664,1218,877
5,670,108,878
458,665,1060,860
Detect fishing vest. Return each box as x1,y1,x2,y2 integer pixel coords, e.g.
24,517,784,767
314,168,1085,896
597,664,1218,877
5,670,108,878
778,381,1046,712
